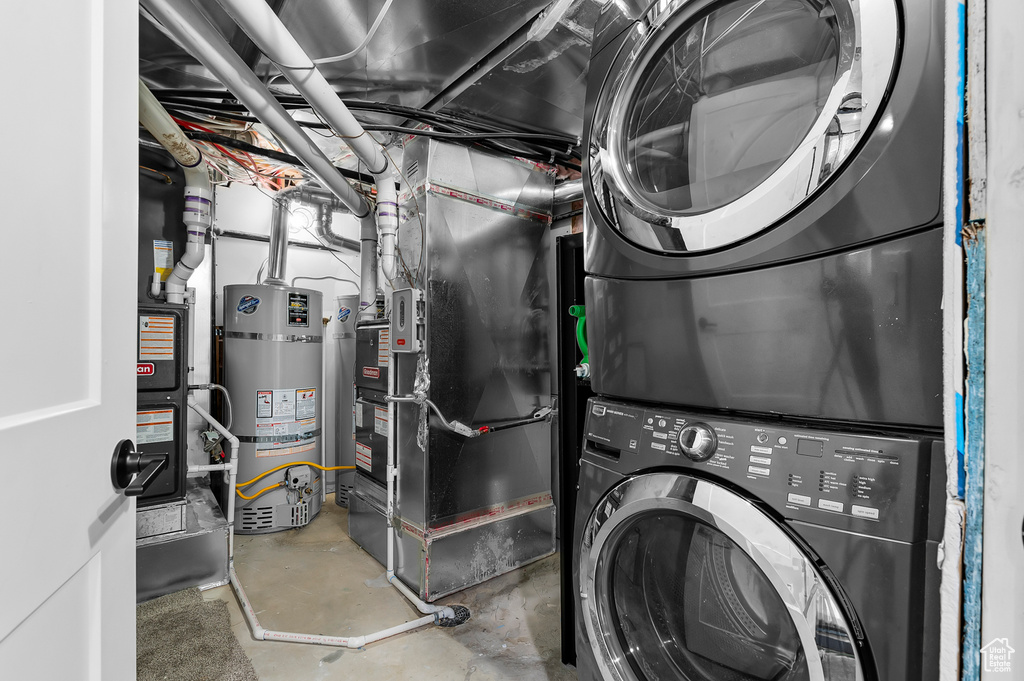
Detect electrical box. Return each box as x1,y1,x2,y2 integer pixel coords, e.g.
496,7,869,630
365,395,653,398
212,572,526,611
136,303,189,507
390,288,425,353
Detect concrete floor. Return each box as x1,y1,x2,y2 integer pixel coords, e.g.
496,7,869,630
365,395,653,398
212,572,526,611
203,495,577,681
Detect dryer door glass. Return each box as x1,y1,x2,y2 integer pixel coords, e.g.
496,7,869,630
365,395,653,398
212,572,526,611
610,512,809,680
624,0,839,217
590,0,898,252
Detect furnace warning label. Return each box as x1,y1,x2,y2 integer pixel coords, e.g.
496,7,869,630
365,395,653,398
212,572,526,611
153,240,173,282
139,316,175,361
295,388,316,420
378,329,390,366
137,409,174,445
355,442,373,471
374,407,389,437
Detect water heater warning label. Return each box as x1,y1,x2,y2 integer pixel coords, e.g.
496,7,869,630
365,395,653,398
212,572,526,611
355,442,372,471
137,409,174,445
273,390,295,421
256,391,273,418
139,315,175,361
295,388,316,420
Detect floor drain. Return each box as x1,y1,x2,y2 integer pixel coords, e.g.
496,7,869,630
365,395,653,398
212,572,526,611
438,605,471,627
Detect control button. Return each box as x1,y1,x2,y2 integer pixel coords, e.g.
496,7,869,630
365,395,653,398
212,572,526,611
851,505,879,520
750,445,772,455
747,466,771,476
749,455,772,466
651,442,666,451
818,499,844,513
653,431,668,440
778,436,788,445
678,423,718,462
756,432,769,444
658,419,667,428
787,493,811,507
647,418,653,425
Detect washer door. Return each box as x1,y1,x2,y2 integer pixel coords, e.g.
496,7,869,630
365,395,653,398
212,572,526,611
579,473,865,681
588,0,898,253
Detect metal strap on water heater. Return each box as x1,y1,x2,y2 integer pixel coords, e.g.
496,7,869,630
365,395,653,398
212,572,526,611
225,331,323,343
236,428,323,444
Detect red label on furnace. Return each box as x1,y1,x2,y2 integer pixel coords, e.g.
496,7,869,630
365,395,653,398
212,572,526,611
362,367,380,379
137,363,155,376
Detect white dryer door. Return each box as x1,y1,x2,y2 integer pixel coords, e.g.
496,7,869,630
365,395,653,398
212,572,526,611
579,473,866,681
588,0,898,252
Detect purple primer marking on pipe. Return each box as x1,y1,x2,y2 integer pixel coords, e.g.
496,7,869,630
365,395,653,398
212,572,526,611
185,196,212,205
377,211,398,218
187,231,205,237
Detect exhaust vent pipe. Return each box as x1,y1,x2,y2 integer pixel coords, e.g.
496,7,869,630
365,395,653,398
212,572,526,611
138,80,212,305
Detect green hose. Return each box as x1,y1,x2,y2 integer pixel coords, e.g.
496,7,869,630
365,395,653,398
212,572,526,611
568,305,588,366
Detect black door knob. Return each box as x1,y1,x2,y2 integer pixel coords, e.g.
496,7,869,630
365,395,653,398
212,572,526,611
110,439,167,497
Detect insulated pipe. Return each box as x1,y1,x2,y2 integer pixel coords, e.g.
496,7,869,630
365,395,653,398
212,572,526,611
140,0,372,221
553,177,584,205
210,0,393,315
187,394,239,557
139,79,213,304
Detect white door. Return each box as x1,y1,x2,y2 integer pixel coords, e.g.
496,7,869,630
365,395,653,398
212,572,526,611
0,1,138,678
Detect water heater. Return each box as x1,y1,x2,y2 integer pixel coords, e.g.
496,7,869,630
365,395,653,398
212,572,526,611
224,283,324,533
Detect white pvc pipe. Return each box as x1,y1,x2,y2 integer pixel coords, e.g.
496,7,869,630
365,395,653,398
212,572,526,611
385,344,453,618
214,0,387,174
228,564,437,648
140,0,372,219
188,394,239,557
139,79,213,304
211,0,396,314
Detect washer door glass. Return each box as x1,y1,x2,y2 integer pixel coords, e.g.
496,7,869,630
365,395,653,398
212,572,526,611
589,0,898,252
611,512,808,679
579,473,865,681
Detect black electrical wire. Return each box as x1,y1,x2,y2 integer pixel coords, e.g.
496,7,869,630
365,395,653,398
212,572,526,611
155,89,582,169
152,89,579,142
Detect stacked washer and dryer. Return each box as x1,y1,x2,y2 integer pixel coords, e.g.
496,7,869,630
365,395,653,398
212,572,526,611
574,0,945,679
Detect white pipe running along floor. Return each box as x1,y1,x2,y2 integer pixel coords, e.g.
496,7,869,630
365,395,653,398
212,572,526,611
201,497,575,681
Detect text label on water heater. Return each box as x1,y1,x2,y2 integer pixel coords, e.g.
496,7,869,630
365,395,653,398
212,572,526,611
362,367,380,379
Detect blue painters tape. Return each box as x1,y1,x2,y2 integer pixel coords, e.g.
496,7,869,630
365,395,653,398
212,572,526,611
961,229,985,681
956,391,966,498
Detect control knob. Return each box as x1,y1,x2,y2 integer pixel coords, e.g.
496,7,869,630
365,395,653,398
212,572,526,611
678,423,717,462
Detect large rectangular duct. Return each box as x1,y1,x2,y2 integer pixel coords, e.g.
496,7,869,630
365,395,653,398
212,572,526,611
349,139,557,600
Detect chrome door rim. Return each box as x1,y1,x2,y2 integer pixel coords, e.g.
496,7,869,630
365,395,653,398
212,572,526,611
579,473,866,681
588,0,899,252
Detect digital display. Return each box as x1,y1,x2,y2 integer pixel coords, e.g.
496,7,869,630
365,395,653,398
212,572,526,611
796,439,824,457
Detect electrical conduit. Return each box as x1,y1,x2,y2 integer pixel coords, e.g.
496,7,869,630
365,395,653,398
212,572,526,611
138,80,212,304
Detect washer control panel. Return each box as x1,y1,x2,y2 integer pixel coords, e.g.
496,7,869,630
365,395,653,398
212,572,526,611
583,398,942,543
